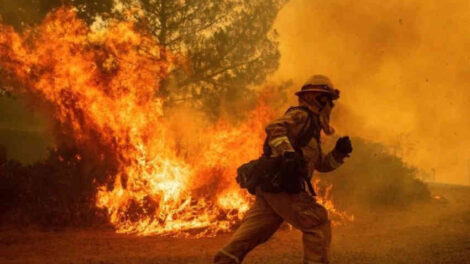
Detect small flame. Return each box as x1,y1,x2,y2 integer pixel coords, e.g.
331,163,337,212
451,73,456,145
314,179,355,224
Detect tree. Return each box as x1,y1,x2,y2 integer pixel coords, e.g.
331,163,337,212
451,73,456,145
119,0,285,116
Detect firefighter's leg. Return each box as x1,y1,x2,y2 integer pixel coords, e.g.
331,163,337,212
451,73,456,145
214,195,283,264
261,191,331,264
302,219,331,264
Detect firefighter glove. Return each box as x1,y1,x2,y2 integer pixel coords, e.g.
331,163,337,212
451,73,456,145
333,136,352,160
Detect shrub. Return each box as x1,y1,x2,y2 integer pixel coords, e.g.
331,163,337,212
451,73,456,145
317,137,431,210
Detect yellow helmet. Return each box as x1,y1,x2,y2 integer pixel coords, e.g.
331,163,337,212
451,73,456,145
295,75,340,99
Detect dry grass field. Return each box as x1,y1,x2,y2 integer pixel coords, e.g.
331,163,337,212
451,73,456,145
0,183,469,264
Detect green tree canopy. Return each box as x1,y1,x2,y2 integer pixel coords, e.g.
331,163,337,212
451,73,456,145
111,0,285,115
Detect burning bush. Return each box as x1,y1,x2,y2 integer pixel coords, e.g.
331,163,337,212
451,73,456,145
0,8,275,235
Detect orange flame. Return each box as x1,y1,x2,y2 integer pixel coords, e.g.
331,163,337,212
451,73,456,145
0,7,352,237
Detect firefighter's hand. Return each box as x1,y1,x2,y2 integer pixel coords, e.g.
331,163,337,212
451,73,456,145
283,151,304,168
333,136,352,160
282,151,304,177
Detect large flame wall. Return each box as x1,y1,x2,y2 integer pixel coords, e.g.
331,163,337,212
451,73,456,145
0,8,260,236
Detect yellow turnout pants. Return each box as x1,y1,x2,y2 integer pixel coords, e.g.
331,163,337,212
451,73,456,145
214,188,331,264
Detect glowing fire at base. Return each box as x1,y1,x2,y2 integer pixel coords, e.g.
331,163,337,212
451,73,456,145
0,8,352,237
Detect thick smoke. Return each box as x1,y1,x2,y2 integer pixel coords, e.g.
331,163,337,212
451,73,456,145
274,0,470,185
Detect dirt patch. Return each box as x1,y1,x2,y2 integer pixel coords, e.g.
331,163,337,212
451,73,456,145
0,184,469,264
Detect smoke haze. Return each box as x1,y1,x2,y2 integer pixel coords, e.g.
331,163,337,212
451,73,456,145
274,0,470,185
1,0,469,186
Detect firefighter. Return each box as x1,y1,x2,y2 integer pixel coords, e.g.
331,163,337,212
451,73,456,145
214,75,353,264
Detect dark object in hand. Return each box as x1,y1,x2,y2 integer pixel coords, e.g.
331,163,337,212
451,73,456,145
282,151,303,179
333,136,352,159
281,151,306,194
283,151,303,163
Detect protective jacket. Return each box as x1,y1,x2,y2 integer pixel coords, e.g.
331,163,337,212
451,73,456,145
265,103,343,180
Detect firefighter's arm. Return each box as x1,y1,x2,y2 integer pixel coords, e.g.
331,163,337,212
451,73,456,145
301,138,342,174
315,150,344,172
316,136,352,172
265,109,308,156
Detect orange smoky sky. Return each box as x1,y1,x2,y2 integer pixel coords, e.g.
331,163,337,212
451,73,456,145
273,0,470,185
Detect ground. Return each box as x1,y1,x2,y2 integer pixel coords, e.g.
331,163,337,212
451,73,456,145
0,184,469,264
